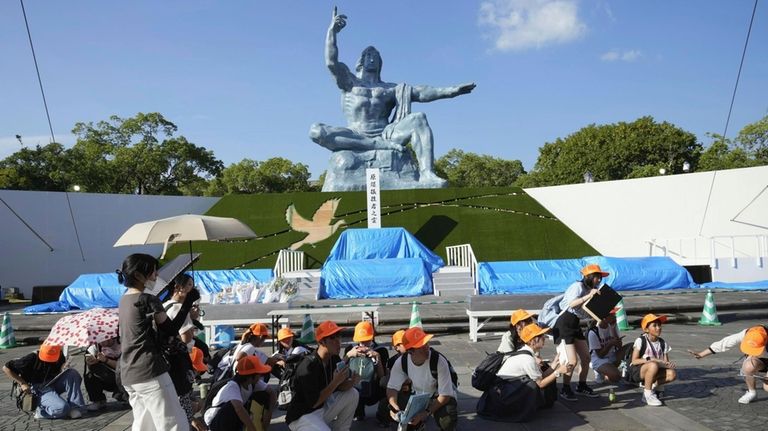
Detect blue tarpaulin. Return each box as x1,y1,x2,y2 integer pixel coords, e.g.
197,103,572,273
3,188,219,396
320,258,432,299
24,268,274,313
325,228,444,273
701,280,768,290
319,228,444,299
478,256,694,295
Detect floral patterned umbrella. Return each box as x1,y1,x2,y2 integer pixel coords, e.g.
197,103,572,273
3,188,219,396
46,308,119,346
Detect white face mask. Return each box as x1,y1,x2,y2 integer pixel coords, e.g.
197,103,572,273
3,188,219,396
144,279,157,291
186,339,195,352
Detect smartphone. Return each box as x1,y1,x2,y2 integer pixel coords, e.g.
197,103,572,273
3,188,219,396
336,361,350,377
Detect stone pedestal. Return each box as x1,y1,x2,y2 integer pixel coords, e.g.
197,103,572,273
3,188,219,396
321,148,445,191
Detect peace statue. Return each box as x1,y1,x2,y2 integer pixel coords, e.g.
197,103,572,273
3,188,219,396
310,8,476,191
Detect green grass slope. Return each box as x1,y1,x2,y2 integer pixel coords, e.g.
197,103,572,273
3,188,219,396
163,187,597,270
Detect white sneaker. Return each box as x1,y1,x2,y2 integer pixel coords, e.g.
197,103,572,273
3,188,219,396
738,391,757,404
644,391,662,407
594,370,605,384
68,408,83,419
86,401,106,411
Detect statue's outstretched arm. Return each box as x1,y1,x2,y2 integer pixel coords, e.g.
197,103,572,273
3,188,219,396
412,82,476,103
325,7,354,91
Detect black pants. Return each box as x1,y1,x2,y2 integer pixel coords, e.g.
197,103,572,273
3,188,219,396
84,362,127,403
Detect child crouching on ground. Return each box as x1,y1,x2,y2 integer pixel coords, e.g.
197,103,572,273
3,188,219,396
629,314,676,406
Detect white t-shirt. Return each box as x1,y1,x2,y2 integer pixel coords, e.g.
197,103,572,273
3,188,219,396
496,345,541,381
232,343,269,373
203,380,249,425
633,335,671,360
588,324,620,367
387,351,456,398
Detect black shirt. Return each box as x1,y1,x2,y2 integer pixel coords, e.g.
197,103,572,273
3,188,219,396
285,351,342,424
5,352,64,385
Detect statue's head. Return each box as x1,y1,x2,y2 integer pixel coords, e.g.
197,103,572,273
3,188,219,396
355,46,382,80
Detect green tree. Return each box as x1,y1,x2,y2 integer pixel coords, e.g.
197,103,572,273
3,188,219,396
697,133,756,172
434,149,525,187
518,116,702,187
0,142,71,191
69,113,223,194
209,157,312,195
734,114,768,162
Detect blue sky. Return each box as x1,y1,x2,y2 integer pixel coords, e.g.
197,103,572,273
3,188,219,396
2,1,766,180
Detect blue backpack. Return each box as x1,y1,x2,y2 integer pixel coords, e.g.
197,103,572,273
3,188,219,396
537,294,565,328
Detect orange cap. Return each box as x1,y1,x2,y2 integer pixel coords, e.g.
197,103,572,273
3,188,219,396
353,321,374,343
581,264,609,278
641,314,667,330
510,309,536,326
392,329,406,347
236,355,272,376
189,347,207,373
242,323,269,341
519,324,551,343
740,326,768,357
277,327,294,341
402,327,433,350
315,320,344,341
38,343,62,363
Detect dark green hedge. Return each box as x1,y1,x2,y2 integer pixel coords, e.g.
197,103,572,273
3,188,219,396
163,187,597,270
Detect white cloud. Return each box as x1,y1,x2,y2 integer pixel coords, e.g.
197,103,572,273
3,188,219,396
0,134,76,159
600,49,642,62
479,0,587,51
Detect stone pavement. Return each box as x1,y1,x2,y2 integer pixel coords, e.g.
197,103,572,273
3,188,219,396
0,292,766,430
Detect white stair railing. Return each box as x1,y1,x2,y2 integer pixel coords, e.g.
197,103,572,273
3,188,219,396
445,244,479,293
647,235,767,268
274,249,305,277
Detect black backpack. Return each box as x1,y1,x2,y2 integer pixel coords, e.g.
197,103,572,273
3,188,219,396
620,335,666,382
401,348,459,388
471,350,534,391
202,377,233,414
277,351,312,410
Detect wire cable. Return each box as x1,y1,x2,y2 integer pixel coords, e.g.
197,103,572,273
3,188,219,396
722,0,759,140
20,0,87,260
19,0,55,144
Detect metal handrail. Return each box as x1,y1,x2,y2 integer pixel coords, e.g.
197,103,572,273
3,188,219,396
274,249,305,277
445,244,479,294
647,234,767,268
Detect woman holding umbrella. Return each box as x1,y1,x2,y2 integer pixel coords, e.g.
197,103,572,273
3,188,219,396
118,253,200,431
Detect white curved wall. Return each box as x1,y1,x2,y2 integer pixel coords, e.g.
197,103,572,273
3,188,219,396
526,166,768,282
0,190,219,297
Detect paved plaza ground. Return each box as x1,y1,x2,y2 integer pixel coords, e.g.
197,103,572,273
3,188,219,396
0,292,766,430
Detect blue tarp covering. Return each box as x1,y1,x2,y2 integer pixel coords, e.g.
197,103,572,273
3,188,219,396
320,258,433,299
326,228,444,273
478,256,694,295
319,228,443,299
24,269,274,313
701,280,768,290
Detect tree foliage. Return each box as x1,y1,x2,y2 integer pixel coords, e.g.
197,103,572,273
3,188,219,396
517,116,702,187
207,157,312,195
69,113,223,194
0,142,70,191
1,113,223,194
435,149,525,187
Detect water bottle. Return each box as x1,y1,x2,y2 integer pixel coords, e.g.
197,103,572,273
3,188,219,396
608,388,616,403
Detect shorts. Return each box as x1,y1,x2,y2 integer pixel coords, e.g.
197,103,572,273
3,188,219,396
752,357,768,370
628,361,669,383
552,311,585,344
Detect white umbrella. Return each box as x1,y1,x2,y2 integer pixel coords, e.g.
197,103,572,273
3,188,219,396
113,214,257,259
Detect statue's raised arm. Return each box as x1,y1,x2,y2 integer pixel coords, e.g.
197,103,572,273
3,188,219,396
325,7,354,91
412,82,476,103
